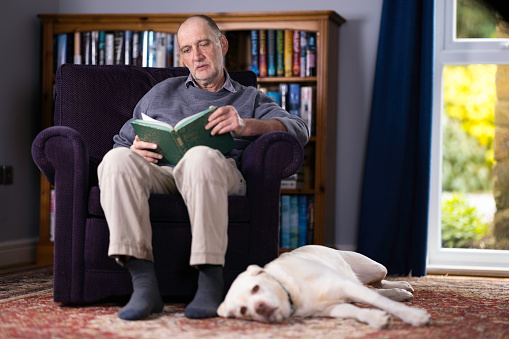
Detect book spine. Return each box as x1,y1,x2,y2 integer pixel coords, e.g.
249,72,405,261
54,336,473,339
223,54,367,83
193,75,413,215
73,32,81,64
279,83,289,111
300,86,315,136
124,30,132,65
306,33,317,77
91,31,99,65
289,84,301,116
147,31,157,67
132,32,140,66
83,32,92,65
298,195,308,247
276,30,285,77
267,30,276,77
289,195,299,248
105,32,114,65
307,196,314,244
284,30,293,77
142,31,149,67
300,31,308,77
114,31,124,65
292,30,300,76
155,32,167,67
56,33,67,70
280,195,290,248
98,31,106,65
250,30,259,76
166,33,174,67
259,30,267,77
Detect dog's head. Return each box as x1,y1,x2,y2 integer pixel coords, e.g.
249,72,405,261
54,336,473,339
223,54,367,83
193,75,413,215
217,264,293,323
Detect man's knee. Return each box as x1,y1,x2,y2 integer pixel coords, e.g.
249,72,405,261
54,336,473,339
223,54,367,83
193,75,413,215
98,148,138,178
176,146,226,180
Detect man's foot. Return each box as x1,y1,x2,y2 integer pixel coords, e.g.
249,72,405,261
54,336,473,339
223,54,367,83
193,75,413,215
185,265,224,319
118,258,164,320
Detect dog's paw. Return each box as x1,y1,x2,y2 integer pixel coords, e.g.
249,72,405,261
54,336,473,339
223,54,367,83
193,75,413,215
366,309,391,329
377,288,414,302
404,308,431,327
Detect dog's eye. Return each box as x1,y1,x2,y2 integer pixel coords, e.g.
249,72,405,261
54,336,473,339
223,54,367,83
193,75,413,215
251,285,260,294
240,306,247,315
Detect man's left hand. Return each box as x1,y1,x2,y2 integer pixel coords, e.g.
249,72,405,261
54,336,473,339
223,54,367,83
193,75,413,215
205,105,246,136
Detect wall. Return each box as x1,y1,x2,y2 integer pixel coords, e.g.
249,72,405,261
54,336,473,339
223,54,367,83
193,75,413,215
0,0,59,266
0,0,383,266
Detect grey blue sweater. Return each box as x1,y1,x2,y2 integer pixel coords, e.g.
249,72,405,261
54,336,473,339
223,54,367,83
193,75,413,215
113,76,309,166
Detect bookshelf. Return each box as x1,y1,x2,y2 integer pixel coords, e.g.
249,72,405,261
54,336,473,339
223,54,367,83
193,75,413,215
36,11,345,265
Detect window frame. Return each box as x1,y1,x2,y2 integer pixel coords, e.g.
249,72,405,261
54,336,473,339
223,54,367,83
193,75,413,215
427,0,509,277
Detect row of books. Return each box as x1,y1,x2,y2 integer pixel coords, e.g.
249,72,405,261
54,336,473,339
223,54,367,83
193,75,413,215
280,195,314,248
55,31,181,71
260,84,316,136
251,30,317,78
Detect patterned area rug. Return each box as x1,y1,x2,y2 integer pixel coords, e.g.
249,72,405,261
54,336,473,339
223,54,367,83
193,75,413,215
1,267,508,338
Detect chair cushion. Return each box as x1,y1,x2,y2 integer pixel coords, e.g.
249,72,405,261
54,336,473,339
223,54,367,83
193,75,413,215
87,186,250,222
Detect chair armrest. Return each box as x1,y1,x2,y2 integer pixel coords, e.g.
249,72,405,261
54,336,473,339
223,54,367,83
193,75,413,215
31,126,90,301
240,131,304,187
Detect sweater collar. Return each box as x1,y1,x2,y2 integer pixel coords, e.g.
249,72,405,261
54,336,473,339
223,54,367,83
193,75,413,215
185,69,236,93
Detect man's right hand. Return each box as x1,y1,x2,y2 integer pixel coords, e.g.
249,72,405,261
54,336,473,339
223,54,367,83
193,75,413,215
130,135,163,163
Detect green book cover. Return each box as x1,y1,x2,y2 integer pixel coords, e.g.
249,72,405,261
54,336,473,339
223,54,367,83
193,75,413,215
130,106,236,165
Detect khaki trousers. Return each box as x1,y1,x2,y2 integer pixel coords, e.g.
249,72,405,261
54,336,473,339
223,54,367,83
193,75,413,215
97,146,246,266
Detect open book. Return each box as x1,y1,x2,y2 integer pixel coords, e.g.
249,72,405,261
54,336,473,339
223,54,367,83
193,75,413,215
131,106,236,165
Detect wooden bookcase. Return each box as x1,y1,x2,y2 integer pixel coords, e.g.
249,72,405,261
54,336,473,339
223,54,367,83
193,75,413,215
35,11,345,265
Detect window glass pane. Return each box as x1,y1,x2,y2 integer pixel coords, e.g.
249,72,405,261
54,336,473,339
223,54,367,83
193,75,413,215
456,0,497,39
442,64,497,249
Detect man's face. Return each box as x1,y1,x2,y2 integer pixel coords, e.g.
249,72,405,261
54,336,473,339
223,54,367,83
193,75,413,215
177,18,227,90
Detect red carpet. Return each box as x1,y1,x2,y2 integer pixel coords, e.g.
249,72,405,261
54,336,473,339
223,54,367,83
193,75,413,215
1,267,508,338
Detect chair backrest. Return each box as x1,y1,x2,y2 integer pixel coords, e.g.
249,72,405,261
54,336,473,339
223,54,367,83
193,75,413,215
54,64,257,165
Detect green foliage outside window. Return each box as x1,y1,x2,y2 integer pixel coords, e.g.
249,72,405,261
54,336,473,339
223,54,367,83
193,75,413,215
441,193,489,248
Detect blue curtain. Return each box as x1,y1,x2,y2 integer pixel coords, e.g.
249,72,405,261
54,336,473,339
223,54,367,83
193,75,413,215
357,0,434,276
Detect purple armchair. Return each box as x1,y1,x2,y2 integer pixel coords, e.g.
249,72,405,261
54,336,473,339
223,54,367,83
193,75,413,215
31,64,304,303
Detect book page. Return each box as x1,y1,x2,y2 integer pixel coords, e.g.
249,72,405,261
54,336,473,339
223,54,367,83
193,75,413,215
175,106,217,130
141,113,174,129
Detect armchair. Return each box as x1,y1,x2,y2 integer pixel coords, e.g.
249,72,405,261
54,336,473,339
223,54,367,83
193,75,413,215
32,64,304,303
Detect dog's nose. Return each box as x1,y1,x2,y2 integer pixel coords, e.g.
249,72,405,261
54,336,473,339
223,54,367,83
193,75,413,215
255,301,277,318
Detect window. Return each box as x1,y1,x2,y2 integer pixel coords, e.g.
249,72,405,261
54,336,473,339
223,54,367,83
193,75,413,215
428,0,509,276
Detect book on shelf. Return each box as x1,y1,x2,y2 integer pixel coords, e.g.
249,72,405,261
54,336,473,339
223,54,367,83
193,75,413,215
300,86,316,136
298,195,308,247
105,32,114,65
280,194,314,248
250,30,259,76
300,31,308,77
279,83,289,111
267,30,276,77
289,195,299,248
281,173,304,190
259,30,267,77
288,84,301,116
124,31,133,65
276,30,285,77
98,31,106,65
130,106,236,166
73,32,81,65
292,30,301,77
284,30,293,77
306,33,317,77
114,31,124,65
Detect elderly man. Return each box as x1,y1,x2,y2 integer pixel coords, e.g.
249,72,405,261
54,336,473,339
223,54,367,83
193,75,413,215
98,14,308,320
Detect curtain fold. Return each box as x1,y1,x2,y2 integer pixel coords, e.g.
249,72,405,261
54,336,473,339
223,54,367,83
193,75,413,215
357,0,434,276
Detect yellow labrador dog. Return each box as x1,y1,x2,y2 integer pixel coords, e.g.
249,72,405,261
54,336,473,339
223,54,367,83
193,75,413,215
217,245,430,329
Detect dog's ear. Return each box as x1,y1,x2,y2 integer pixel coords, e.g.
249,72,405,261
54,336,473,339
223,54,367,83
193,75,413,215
246,264,264,276
217,302,226,317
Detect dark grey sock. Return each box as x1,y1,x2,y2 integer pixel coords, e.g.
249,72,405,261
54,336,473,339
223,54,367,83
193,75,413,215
118,258,164,320
184,265,224,319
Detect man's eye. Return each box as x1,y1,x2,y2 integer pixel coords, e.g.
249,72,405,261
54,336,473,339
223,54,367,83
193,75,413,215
182,48,190,54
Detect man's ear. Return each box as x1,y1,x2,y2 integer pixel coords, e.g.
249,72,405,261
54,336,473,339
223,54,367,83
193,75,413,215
220,34,229,56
